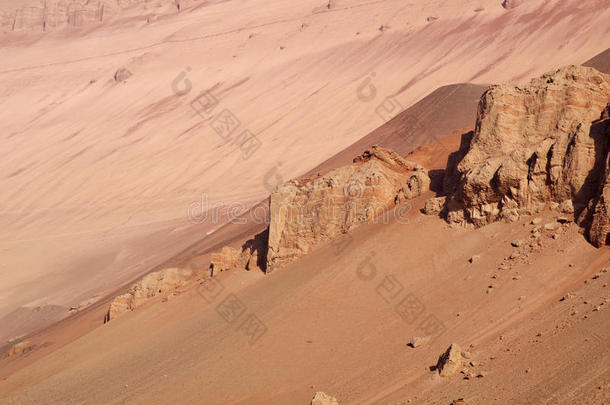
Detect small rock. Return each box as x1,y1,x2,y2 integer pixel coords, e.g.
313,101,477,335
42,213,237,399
114,67,132,82
531,218,542,225
436,343,463,377
552,234,559,240
544,222,560,231
469,255,481,264
408,336,431,348
311,392,339,405
476,371,486,378
558,200,574,214
561,292,576,301
511,239,524,247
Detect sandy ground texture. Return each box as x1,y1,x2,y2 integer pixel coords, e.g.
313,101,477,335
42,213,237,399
1,0,610,343
1,191,609,404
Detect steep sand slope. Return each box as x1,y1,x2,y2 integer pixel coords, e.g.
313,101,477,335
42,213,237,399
1,0,609,340
1,192,608,404
307,83,485,175
584,47,610,73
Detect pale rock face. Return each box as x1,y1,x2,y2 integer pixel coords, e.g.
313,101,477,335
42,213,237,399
311,392,339,405
396,169,431,203
266,146,429,271
8,340,34,357
105,267,192,321
209,246,242,273
0,0,200,34
443,66,610,246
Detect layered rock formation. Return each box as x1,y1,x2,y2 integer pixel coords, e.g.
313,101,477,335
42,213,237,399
0,0,199,34
104,267,192,322
206,147,430,274
266,146,429,271
440,66,610,246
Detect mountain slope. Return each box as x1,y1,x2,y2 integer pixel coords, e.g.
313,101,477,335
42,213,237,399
2,0,609,338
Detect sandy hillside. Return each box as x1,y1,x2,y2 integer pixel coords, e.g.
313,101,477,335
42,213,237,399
1,191,609,404
1,0,610,354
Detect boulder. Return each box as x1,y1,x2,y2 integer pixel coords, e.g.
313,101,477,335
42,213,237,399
436,343,463,377
8,340,34,357
502,0,524,8
114,67,133,82
423,196,446,215
408,336,431,348
443,66,610,247
311,392,339,405
267,146,429,271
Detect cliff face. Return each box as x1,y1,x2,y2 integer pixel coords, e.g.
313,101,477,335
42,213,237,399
0,0,196,34
443,66,610,246
266,146,429,271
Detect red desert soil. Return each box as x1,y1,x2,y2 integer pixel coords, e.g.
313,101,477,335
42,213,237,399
1,0,610,344
1,1,610,404
1,192,609,404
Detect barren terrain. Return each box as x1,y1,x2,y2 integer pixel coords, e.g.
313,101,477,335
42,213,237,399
1,0,610,404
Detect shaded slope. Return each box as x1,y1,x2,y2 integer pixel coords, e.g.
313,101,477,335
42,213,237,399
307,83,485,176
583,47,610,74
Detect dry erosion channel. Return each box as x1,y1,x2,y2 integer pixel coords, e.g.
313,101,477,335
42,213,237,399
1,0,610,404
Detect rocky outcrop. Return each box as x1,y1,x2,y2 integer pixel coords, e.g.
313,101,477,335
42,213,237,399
311,392,339,405
266,146,429,271
210,246,242,273
209,229,268,273
0,0,201,34
441,66,610,246
8,340,34,357
104,267,192,322
2,1,106,34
